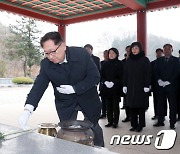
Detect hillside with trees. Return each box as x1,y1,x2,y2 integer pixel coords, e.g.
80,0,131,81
0,21,180,78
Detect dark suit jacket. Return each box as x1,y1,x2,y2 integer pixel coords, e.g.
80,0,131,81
154,56,179,90
25,46,101,124
151,59,158,92
91,54,100,72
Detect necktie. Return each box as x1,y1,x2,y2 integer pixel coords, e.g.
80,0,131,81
165,58,169,63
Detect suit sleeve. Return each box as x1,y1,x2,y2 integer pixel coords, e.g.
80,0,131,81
144,57,151,87
123,61,128,87
169,57,179,84
25,60,50,110
96,57,101,72
73,52,100,95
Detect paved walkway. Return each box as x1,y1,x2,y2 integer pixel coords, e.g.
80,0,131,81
0,85,180,154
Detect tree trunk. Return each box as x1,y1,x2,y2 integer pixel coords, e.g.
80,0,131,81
23,61,27,77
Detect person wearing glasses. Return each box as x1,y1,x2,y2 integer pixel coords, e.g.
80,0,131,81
18,31,104,147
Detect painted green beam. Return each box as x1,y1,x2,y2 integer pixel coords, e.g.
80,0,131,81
136,0,147,7
117,0,146,10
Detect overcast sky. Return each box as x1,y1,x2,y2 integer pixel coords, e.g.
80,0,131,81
0,7,180,56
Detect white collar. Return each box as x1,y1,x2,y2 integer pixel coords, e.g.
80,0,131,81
59,55,68,64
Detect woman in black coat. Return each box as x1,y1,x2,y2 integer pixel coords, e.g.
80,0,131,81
123,42,151,132
100,48,123,128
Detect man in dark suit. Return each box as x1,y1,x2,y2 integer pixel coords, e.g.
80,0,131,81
153,44,179,129
18,32,104,146
151,48,167,120
84,44,101,72
99,50,109,118
121,45,131,122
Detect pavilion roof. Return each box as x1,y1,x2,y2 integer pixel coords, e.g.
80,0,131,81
0,0,180,25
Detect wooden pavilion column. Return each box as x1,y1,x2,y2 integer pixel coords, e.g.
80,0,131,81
58,24,67,42
137,10,147,53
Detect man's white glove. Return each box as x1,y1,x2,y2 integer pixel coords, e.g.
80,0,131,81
123,87,127,94
163,81,171,87
104,81,114,88
56,85,75,94
158,79,171,87
158,79,164,87
18,104,34,130
144,87,150,93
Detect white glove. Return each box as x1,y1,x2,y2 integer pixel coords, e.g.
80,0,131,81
123,87,127,94
56,85,75,94
144,87,150,93
163,81,171,87
158,79,164,87
18,104,34,130
104,81,114,88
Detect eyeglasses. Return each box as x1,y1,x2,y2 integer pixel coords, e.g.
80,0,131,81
44,42,62,57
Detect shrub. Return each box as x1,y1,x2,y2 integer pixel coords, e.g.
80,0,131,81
12,77,34,84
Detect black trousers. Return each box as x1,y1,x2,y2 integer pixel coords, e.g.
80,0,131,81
152,90,167,117
177,94,180,118
70,107,104,147
157,86,177,125
123,96,130,119
105,98,120,124
130,108,146,128
100,96,107,116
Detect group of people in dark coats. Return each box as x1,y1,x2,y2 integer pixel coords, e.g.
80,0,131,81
99,42,151,132
99,42,180,132
83,42,180,132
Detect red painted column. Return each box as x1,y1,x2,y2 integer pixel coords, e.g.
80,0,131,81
137,10,147,54
58,24,67,42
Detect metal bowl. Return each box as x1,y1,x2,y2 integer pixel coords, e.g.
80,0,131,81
38,123,58,137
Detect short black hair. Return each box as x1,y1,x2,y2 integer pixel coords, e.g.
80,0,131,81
156,48,163,53
40,32,63,47
126,45,130,49
163,43,172,49
179,50,180,54
84,44,93,50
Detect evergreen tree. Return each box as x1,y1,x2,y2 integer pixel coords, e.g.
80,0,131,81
4,17,42,77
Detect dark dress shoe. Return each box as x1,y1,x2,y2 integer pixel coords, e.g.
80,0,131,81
105,123,112,127
122,118,130,122
151,116,157,120
112,124,118,128
129,127,136,131
136,127,143,132
153,122,165,127
170,124,175,130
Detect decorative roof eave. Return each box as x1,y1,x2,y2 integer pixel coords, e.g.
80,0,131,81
116,0,146,10
0,0,180,26
147,0,180,11
64,7,136,25
0,2,64,25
